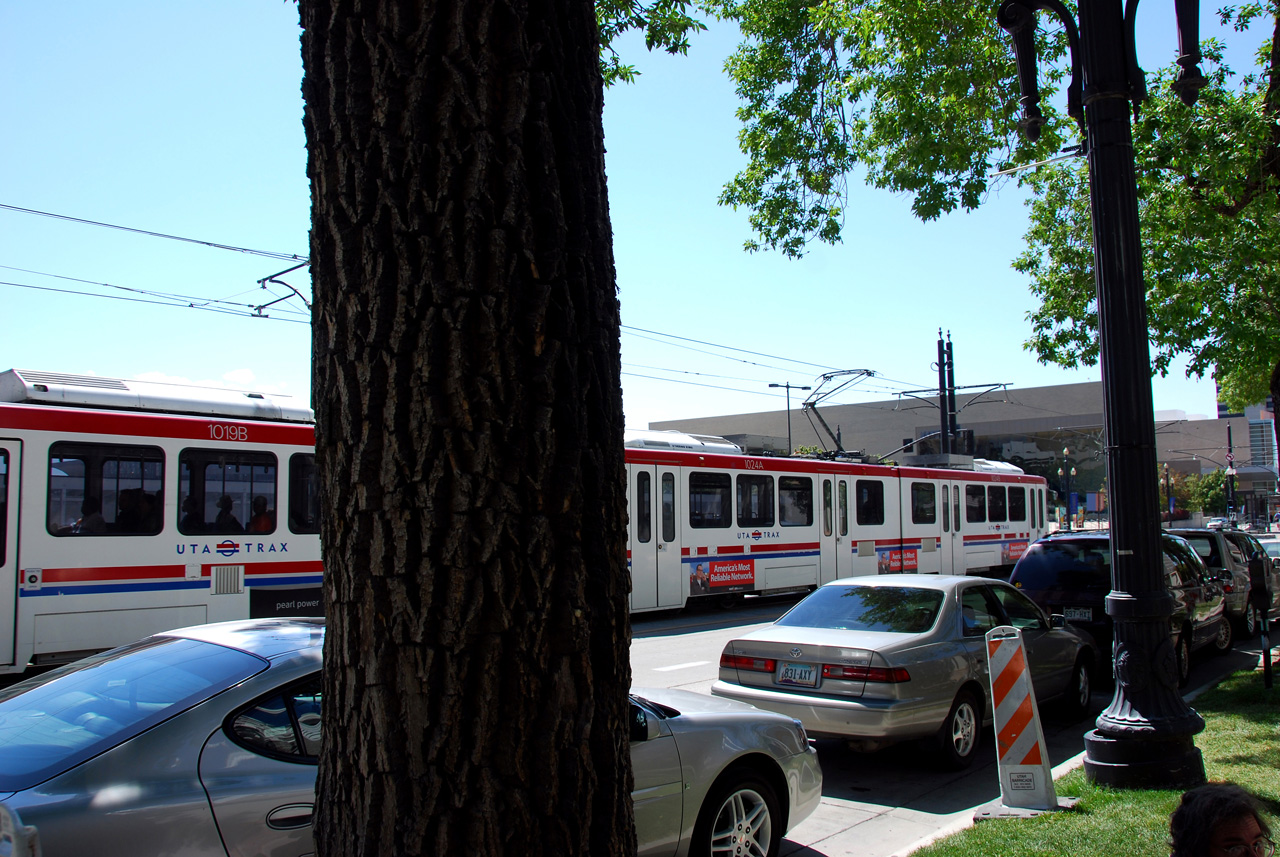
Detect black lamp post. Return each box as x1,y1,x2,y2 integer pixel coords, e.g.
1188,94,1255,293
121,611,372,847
769,382,811,455
1058,447,1076,530
998,0,1208,787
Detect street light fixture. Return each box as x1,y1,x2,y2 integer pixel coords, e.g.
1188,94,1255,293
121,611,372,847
769,382,811,455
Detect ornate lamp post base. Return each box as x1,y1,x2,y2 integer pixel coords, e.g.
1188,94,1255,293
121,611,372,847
1082,731,1204,788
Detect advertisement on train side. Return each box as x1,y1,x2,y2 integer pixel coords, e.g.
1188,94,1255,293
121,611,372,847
690,559,757,595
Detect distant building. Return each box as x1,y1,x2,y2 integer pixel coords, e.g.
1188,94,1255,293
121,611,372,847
649,381,1280,524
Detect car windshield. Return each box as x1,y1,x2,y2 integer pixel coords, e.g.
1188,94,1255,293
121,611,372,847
1263,542,1280,558
0,636,266,792
1011,541,1111,591
776,585,943,632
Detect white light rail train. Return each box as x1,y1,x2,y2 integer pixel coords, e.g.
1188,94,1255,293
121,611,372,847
0,370,1050,674
624,431,1050,612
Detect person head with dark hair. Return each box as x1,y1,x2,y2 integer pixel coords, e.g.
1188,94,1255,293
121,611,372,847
1171,783,1274,857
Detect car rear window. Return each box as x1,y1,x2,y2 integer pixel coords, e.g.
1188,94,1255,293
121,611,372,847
1180,535,1223,567
0,636,266,792
1011,541,1112,591
776,585,943,632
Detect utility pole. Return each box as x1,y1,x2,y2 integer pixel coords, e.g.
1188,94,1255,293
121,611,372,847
937,332,950,454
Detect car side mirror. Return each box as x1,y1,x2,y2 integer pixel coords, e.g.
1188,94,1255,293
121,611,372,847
1049,614,1067,629
630,706,653,743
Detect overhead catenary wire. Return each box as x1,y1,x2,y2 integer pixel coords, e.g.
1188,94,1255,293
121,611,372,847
0,202,308,262
0,264,308,318
2,197,939,407
1,279,308,322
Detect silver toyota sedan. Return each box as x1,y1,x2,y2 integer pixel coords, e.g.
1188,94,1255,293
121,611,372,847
0,618,820,857
711,574,1098,769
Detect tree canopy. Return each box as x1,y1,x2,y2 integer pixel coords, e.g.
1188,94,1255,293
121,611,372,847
601,0,1280,408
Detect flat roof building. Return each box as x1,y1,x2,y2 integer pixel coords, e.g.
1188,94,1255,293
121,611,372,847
649,381,1279,525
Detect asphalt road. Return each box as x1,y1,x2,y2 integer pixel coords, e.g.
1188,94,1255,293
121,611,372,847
631,596,1274,857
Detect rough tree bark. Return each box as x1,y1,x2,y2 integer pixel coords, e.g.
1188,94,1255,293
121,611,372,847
299,1,634,855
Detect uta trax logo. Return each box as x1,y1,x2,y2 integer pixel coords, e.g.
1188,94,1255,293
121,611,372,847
738,530,778,542
216,540,241,557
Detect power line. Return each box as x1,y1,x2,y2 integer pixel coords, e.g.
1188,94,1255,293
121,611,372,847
0,264,308,316
1,279,307,322
622,325,840,373
622,371,791,399
0,202,308,262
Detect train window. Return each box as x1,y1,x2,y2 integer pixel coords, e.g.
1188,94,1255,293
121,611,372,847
942,485,951,532
988,486,1007,523
953,487,961,532
737,475,775,528
179,449,277,536
0,450,7,562
965,485,986,523
636,472,653,543
689,472,731,529
1039,489,1046,529
661,473,675,543
288,454,321,534
1008,486,1027,521
911,482,936,525
855,480,885,526
838,481,849,537
822,479,833,537
48,442,165,536
779,477,814,527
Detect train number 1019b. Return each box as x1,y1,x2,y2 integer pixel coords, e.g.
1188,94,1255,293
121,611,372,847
209,423,250,442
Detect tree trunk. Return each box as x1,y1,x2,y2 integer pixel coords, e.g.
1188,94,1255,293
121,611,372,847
299,1,633,854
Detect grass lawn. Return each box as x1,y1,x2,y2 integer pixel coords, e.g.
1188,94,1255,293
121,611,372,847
912,668,1280,857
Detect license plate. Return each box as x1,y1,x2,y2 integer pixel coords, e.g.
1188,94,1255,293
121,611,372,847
1064,607,1092,622
776,662,818,687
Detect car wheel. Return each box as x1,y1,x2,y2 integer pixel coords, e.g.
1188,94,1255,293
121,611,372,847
935,689,981,770
1175,632,1192,689
1237,604,1258,640
1060,656,1094,720
1213,615,1235,656
692,771,781,857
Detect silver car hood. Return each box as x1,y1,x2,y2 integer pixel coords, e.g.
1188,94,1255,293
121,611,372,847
631,686,764,716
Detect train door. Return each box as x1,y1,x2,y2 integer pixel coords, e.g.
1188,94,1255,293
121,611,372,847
655,471,682,607
629,466,682,611
0,440,18,666
939,480,962,574
818,476,854,584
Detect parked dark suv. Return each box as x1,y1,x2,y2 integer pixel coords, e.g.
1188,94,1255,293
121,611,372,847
1172,527,1280,637
1008,531,1229,687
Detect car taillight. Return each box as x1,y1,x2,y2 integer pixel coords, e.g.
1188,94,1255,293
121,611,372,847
721,654,777,673
821,664,911,683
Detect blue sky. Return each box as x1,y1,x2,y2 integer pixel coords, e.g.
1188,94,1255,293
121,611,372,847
1,2,1240,430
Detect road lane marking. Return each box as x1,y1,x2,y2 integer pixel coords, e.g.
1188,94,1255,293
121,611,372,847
653,661,710,672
